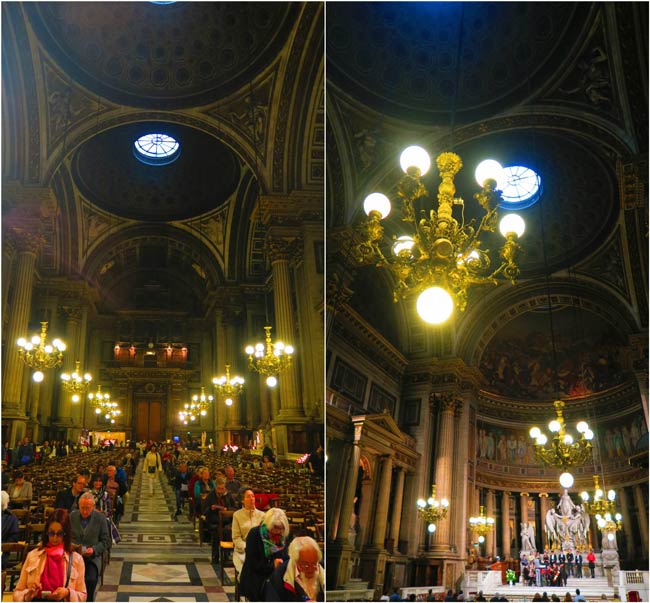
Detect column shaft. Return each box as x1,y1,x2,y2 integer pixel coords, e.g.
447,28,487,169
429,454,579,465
633,484,649,557
270,254,302,417
336,442,361,543
486,489,496,558
617,487,635,561
432,397,456,548
539,494,549,551
390,467,405,552
2,249,38,410
373,455,393,548
501,492,511,558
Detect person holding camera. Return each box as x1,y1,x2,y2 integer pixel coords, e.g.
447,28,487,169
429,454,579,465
143,445,162,495
70,493,110,601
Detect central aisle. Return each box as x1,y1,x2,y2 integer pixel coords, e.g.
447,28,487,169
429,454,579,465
96,461,236,602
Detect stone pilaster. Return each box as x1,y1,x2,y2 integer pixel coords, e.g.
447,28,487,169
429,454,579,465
486,489,496,558
336,435,361,543
539,493,549,551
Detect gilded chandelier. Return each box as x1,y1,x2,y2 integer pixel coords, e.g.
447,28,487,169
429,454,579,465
212,364,245,407
17,321,66,382
580,475,622,532
88,384,111,413
416,484,449,533
469,505,495,543
61,360,92,402
245,326,294,387
529,400,593,488
354,147,525,324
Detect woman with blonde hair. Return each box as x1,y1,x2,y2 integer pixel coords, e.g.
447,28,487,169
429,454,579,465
239,507,289,601
13,509,86,601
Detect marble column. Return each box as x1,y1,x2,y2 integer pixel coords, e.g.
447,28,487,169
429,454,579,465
520,492,529,525
539,493,549,551
452,397,470,559
486,489,496,558
633,484,649,558
390,467,406,553
223,314,241,428
2,234,40,427
336,439,361,543
501,491,511,559
617,487,635,561
267,237,303,419
214,311,227,446
56,306,82,428
373,455,393,549
432,394,457,550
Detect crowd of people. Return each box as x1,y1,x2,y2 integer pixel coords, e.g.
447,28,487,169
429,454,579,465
520,548,597,588
2,437,325,602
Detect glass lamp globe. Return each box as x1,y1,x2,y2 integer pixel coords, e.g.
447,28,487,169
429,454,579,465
559,472,574,488
417,287,454,324
607,533,615,542
563,434,574,445
576,421,588,433
595,488,603,499
549,419,561,433
393,235,415,256
33,371,44,383
400,146,431,175
72,394,80,403
475,159,504,189
427,523,436,533
607,490,616,501
225,398,233,406
584,429,594,440
529,426,541,439
536,434,548,445
499,214,525,238
615,513,622,521
478,535,485,543
580,491,589,501
363,192,391,219
417,499,426,508
266,376,278,387
441,498,449,508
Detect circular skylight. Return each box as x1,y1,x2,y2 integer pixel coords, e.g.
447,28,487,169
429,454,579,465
499,165,541,210
134,133,180,165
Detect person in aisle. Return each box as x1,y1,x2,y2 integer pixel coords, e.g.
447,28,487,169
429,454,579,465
70,493,111,601
143,445,162,496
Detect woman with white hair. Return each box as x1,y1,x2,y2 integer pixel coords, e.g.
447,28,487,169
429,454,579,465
239,507,289,601
264,536,324,601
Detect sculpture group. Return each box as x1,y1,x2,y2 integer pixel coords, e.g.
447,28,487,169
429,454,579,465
544,489,590,551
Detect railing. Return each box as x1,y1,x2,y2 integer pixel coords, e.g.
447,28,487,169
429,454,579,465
326,589,375,601
463,570,503,593
399,586,446,600
619,570,648,603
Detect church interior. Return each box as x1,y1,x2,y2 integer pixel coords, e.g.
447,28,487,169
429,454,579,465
325,2,648,600
2,2,324,601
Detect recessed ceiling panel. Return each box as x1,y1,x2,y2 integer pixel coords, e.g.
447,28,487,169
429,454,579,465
26,2,298,108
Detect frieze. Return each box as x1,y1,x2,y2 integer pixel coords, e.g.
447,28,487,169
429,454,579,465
58,306,83,322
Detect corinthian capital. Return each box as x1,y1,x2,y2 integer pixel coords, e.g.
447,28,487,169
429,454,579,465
266,236,299,262
12,228,45,254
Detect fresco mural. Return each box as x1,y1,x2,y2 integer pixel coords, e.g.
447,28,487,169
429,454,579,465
480,307,629,400
476,414,646,466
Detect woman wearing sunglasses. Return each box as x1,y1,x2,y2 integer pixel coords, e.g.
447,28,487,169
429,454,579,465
13,508,87,602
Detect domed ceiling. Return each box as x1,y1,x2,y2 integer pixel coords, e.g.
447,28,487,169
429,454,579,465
25,2,299,108
327,2,589,122
72,122,241,221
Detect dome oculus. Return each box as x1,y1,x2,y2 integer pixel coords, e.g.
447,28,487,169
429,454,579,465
499,165,541,210
134,133,180,165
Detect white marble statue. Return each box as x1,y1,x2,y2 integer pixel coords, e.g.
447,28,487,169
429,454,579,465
521,522,535,551
544,490,590,551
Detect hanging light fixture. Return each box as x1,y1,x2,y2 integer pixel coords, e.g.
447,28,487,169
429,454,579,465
354,150,525,324
87,384,111,414
17,322,66,382
191,386,213,417
416,484,449,533
212,364,245,407
61,360,92,402
103,402,121,424
469,505,496,544
529,400,593,488
245,326,294,387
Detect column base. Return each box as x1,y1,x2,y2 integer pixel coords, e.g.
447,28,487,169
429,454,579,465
275,408,306,422
326,541,354,590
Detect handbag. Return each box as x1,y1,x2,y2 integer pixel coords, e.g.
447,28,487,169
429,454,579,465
148,466,156,474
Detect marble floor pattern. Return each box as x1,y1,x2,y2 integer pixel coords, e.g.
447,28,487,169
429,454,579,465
95,461,236,602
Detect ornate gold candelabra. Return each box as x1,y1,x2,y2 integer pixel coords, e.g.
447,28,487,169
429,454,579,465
17,321,66,382
354,148,525,324
212,364,245,406
61,360,92,402
245,326,294,387
416,484,449,533
469,505,495,543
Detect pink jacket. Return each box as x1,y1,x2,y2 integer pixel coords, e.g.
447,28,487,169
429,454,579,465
13,547,87,602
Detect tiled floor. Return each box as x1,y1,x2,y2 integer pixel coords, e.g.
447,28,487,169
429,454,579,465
95,462,236,602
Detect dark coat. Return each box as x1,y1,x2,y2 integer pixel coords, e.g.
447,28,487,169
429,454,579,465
70,509,111,574
55,487,80,512
201,490,237,529
239,526,287,601
264,560,324,601
1,508,19,543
